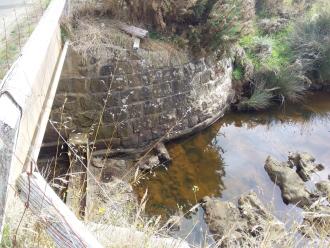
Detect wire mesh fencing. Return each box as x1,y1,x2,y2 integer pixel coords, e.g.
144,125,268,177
0,0,51,79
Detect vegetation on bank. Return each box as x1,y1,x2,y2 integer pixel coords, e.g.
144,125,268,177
235,0,330,111
144,0,252,56
139,0,330,111
188,0,251,55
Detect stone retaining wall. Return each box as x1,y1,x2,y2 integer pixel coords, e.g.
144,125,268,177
42,48,235,154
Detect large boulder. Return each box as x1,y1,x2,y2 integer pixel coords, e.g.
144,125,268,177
265,153,330,238
136,143,172,170
91,157,132,179
264,156,313,207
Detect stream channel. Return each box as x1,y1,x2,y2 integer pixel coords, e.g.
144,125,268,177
134,91,330,245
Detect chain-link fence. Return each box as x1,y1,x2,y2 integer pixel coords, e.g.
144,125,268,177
0,0,50,79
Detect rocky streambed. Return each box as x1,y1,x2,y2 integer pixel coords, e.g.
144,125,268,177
134,92,330,246
202,152,330,246
40,91,330,247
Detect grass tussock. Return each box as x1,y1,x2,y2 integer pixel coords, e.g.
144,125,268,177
238,88,273,111
237,0,330,111
288,8,330,81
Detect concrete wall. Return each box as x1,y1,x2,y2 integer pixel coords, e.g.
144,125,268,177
42,48,235,155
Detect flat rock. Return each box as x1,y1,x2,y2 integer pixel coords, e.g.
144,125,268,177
202,196,247,246
264,156,313,207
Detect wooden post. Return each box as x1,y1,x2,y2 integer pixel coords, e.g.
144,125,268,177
133,37,140,50
16,172,103,248
117,23,148,39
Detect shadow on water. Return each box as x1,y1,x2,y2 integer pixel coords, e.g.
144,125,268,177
134,92,330,243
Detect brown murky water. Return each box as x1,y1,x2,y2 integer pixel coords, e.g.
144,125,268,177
134,92,330,244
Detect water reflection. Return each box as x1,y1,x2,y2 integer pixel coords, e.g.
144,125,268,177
134,92,330,221
135,124,226,217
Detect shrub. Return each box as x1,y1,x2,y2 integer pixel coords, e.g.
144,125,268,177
186,0,253,55
192,0,216,21
289,9,330,79
274,68,306,102
255,0,284,16
319,47,330,81
201,0,249,52
240,25,294,70
148,31,163,40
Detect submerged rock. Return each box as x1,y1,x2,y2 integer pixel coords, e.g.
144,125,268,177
137,143,172,171
288,152,324,182
154,142,171,164
264,156,313,207
137,154,161,171
202,192,285,247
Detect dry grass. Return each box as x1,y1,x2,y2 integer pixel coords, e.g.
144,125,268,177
2,178,330,248
61,1,189,68
1,200,55,247
2,2,330,248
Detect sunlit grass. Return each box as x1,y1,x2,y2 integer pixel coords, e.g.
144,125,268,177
0,1,49,79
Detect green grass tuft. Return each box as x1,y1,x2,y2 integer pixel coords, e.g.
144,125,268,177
239,24,294,71
232,65,244,80
1,224,13,248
